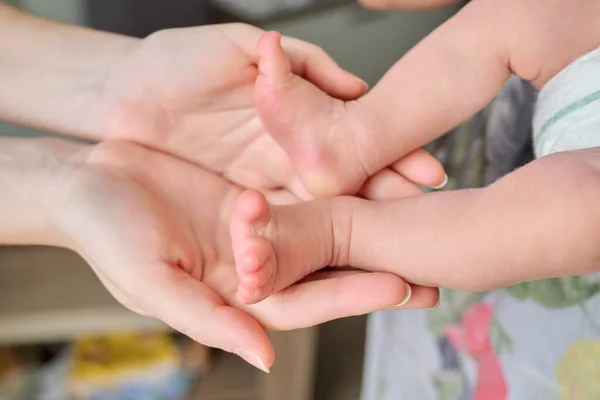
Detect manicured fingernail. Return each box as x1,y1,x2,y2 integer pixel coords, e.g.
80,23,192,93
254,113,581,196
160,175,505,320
393,283,412,308
361,79,370,95
429,173,448,190
235,348,270,373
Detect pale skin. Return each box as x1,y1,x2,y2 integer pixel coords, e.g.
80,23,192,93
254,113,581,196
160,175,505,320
233,0,600,303
0,2,444,200
3,0,599,372
358,0,461,11
0,2,444,372
231,149,600,303
0,137,440,372
253,0,600,198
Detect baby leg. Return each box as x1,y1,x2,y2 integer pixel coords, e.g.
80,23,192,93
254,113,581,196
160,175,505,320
230,189,444,306
230,189,341,304
231,178,555,302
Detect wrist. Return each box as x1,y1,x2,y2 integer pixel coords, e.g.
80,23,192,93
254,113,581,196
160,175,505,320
0,137,82,247
0,5,139,139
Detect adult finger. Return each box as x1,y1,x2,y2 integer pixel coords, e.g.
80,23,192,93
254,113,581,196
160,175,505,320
359,168,423,200
227,24,365,100
358,0,460,11
251,270,439,331
383,284,440,310
139,264,274,373
281,36,368,101
390,148,448,189
301,270,440,311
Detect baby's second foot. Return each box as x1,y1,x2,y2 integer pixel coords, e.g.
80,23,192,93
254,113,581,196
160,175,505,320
230,189,342,304
254,31,446,198
254,31,373,197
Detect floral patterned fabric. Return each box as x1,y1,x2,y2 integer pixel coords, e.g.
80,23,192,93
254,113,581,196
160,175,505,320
361,76,600,400
362,286,600,400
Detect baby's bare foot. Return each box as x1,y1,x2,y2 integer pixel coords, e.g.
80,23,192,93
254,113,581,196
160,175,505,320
230,190,441,309
254,31,375,198
254,31,446,198
230,190,278,304
230,189,343,304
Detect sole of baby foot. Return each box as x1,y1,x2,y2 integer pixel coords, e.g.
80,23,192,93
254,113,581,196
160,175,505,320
230,190,278,305
254,31,371,198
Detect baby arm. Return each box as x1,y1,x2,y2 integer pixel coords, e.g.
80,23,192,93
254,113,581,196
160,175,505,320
363,0,600,151
255,0,600,197
231,148,600,303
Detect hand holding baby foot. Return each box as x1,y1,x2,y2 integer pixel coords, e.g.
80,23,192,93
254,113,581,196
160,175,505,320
254,31,446,198
232,149,600,299
230,189,440,306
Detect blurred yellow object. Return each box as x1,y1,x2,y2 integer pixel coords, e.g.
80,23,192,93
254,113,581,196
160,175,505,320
69,332,179,386
556,340,600,400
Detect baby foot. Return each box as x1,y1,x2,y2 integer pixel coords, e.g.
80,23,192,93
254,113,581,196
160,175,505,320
254,31,446,198
254,31,379,198
230,189,339,305
230,190,278,304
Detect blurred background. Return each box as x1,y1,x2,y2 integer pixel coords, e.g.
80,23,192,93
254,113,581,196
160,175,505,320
0,1,461,399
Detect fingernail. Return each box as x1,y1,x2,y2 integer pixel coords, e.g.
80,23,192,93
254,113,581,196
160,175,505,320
429,173,448,190
235,348,270,373
430,297,441,309
361,79,370,95
393,283,412,308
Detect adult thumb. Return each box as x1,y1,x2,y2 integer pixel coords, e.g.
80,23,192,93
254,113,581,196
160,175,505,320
280,34,368,100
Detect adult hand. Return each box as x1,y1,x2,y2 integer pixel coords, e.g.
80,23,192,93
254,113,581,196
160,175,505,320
24,139,439,371
0,6,445,199
99,23,445,198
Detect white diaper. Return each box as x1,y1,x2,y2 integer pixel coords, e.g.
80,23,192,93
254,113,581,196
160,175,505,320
533,47,600,157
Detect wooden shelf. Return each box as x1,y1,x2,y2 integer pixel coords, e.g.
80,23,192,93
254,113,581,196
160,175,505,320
0,246,166,345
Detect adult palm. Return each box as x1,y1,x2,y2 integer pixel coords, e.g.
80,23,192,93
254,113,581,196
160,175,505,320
48,140,438,371
100,23,442,199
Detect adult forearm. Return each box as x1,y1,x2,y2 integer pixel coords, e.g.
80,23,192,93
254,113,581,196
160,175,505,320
0,3,138,139
0,136,81,246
